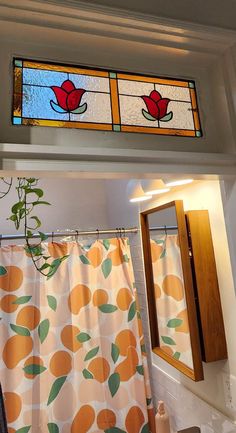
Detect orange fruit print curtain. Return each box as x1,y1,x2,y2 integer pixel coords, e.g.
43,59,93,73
0,238,156,433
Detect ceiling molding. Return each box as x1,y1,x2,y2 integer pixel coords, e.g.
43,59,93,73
0,0,235,56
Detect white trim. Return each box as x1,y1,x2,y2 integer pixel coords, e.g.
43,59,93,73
1,144,236,176
0,0,235,57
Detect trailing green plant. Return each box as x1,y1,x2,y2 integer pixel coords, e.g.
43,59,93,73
0,177,68,279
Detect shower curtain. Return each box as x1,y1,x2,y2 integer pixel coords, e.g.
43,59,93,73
150,234,193,369
0,238,155,433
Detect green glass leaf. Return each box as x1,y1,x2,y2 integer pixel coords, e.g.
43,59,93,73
167,318,183,328
84,346,99,361
47,376,67,405
71,102,87,114
161,336,176,345
136,365,144,375
15,426,31,433
102,258,112,278
160,111,173,122
23,364,47,375
77,332,91,343
128,301,136,322
111,343,120,364
47,295,57,311
108,372,120,397
103,239,110,250
146,397,152,406
142,109,157,121
82,368,93,379
13,296,32,305
0,266,7,275
98,304,117,313
38,319,49,344
79,254,90,265
10,324,30,336
47,423,59,433
105,428,126,433
173,351,181,360
141,423,150,433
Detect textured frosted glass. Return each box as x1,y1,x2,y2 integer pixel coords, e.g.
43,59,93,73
22,85,69,120
155,84,191,102
159,101,194,130
118,79,154,96
68,74,110,93
119,95,157,127
23,68,67,87
70,92,112,123
13,58,202,137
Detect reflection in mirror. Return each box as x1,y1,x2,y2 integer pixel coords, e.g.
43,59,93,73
141,200,203,381
148,208,193,370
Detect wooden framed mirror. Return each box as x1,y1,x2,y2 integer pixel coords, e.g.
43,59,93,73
140,200,204,381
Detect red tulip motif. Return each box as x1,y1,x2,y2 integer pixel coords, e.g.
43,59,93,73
50,80,87,114
141,90,173,122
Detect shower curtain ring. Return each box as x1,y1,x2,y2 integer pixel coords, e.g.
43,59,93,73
122,227,125,237
116,228,119,238
75,230,79,243
0,234,2,247
52,231,54,243
96,229,100,240
164,225,167,236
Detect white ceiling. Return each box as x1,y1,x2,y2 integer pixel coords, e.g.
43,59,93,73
54,0,236,30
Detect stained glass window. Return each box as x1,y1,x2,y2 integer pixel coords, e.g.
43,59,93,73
13,58,202,137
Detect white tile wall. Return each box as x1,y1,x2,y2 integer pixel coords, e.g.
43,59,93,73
130,234,236,433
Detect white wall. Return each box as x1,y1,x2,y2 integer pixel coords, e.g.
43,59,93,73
105,179,236,432
0,178,109,236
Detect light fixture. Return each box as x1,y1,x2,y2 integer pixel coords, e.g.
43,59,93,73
164,178,193,187
141,179,170,195
127,180,152,203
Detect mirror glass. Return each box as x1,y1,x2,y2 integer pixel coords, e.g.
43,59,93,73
148,207,193,369
141,200,203,381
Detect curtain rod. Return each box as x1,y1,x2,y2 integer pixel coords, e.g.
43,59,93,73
0,225,178,241
149,225,178,231
0,227,138,241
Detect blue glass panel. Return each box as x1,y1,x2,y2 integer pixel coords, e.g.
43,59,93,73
13,117,22,124
22,85,69,121
23,68,68,87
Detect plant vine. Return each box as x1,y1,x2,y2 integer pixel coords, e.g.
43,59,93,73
0,177,68,279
